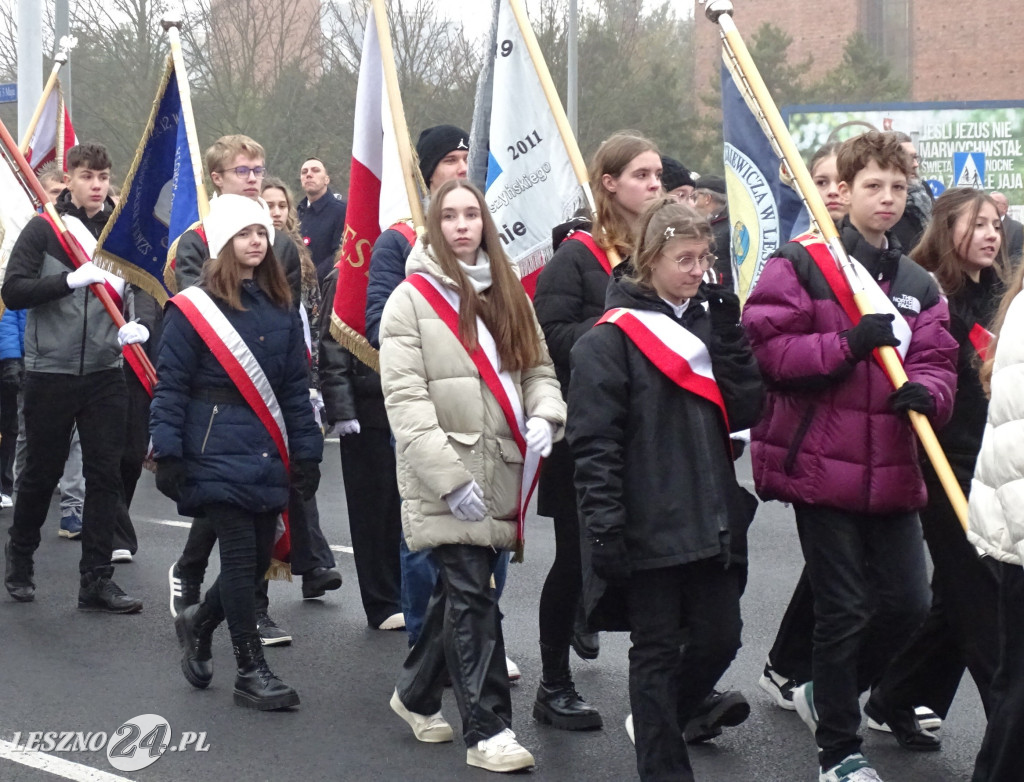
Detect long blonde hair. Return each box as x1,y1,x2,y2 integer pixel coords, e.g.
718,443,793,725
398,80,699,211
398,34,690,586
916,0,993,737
590,131,660,257
424,179,542,372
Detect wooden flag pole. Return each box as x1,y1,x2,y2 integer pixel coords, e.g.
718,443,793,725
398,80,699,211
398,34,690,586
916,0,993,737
0,117,158,388
160,18,210,220
371,0,426,230
703,0,968,530
505,0,624,265
18,35,77,155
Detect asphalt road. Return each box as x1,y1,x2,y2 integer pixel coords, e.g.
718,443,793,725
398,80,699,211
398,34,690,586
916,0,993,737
0,448,985,781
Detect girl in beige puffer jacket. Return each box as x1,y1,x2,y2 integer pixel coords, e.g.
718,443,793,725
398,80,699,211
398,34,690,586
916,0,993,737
380,180,564,774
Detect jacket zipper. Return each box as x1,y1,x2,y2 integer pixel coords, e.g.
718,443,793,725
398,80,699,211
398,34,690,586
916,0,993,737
79,292,87,376
201,405,219,453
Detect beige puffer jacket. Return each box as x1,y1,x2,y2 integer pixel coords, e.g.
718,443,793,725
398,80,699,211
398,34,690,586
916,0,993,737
968,289,1024,566
379,242,566,552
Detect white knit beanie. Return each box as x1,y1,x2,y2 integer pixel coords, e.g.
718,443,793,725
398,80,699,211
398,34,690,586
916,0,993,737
204,194,275,260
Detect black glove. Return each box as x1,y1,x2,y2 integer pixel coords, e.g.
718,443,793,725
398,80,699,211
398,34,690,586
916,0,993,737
845,313,900,360
155,457,186,502
706,285,742,330
889,382,935,417
290,460,321,501
590,535,631,582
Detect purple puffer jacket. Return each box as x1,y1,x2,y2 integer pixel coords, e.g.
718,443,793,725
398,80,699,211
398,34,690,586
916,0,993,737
742,226,958,514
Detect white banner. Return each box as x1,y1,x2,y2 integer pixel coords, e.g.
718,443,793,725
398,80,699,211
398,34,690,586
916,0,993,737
484,1,582,292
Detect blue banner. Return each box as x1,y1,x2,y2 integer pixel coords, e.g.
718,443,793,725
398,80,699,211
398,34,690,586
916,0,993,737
95,59,200,304
721,60,807,299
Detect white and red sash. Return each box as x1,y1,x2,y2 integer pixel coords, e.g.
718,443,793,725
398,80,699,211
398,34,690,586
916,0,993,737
565,230,612,276
169,286,292,570
44,213,155,397
405,273,540,554
597,307,730,433
795,233,912,364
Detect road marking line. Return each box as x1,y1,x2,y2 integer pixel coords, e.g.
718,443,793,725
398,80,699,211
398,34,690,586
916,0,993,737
0,740,135,782
136,517,354,554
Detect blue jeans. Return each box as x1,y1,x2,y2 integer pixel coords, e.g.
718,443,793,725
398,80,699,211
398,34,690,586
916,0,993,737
795,504,930,769
401,536,509,646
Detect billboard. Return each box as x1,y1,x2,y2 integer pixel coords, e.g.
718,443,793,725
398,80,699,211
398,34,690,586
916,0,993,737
783,101,1024,210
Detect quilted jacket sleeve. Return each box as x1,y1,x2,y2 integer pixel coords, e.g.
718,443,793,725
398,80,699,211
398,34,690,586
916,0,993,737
150,304,204,459
365,230,412,349
280,308,323,462
902,293,958,428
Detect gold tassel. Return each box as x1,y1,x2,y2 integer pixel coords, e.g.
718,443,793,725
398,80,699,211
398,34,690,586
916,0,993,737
329,311,380,372
511,538,524,564
264,559,293,582
93,252,170,306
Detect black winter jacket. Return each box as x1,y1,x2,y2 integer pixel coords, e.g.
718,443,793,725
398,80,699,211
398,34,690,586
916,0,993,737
2,191,121,375
569,279,763,571
150,281,323,516
318,267,389,429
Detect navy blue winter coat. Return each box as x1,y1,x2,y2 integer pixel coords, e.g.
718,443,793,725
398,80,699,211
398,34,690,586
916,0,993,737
150,281,323,516
364,226,414,348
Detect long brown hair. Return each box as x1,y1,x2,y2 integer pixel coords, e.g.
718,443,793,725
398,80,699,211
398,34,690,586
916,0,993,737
424,179,542,372
201,230,292,311
911,188,1008,296
261,177,317,292
627,198,712,289
979,259,1024,394
590,131,660,257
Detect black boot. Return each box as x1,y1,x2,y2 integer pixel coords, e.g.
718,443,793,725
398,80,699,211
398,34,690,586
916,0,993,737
532,642,603,730
4,541,34,602
571,601,599,660
683,690,750,743
175,602,221,689
78,567,143,613
232,635,300,711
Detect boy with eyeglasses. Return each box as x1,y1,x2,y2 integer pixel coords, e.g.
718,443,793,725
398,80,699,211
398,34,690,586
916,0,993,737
166,134,340,646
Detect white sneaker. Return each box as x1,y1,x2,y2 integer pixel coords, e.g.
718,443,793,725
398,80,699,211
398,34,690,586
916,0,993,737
377,612,406,631
0,493,12,508
389,689,454,743
793,681,818,735
758,661,800,711
111,549,133,563
820,752,884,782
867,705,942,733
625,713,635,745
506,656,521,683
466,728,535,773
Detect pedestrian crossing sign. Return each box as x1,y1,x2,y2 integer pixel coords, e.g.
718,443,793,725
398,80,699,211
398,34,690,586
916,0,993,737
953,152,986,189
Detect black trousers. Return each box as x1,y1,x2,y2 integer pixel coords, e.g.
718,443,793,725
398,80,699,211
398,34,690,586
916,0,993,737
538,509,583,651
768,568,814,683
338,426,402,626
871,469,999,718
795,504,930,769
626,559,743,782
972,561,1024,782
8,370,126,574
179,487,334,583
200,502,278,643
112,369,149,554
0,361,20,495
397,544,511,746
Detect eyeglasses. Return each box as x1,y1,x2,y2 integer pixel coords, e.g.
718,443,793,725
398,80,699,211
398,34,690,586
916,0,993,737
217,165,266,179
664,252,716,272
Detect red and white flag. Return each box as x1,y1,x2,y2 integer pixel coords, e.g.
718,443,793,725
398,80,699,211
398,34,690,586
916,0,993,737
25,79,78,173
330,7,410,365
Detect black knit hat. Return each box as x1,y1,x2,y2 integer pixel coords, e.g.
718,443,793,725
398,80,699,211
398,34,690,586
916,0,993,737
416,125,470,186
661,156,694,192
698,174,727,195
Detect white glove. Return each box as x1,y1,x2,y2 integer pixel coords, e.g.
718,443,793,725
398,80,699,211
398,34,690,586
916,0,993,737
525,417,554,458
330,419,361,436
117,321,150,346
66,261,108,290
309,388,325,414
445,480,486,522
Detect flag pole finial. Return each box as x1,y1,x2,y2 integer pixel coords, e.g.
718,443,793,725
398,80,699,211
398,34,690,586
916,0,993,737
53,35,77,64
160,16,182,31
702,0,734,23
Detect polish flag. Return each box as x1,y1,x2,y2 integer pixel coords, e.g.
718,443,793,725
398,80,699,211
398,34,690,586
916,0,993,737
26,79,78,172
330,7,410,364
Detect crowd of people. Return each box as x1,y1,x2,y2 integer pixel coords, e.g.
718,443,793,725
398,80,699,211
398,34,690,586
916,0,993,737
2,121,1023,782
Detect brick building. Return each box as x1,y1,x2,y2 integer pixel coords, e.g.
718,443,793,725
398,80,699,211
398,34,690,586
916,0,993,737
694,0,1023,104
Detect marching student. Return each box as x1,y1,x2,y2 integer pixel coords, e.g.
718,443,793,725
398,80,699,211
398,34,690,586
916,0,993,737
568,198,763,781
966,258,1024,782
382,179,564,773
153,194,322,711
531,131,662,728
2,142,143,612
742,131,959,782
866,188,1006,746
